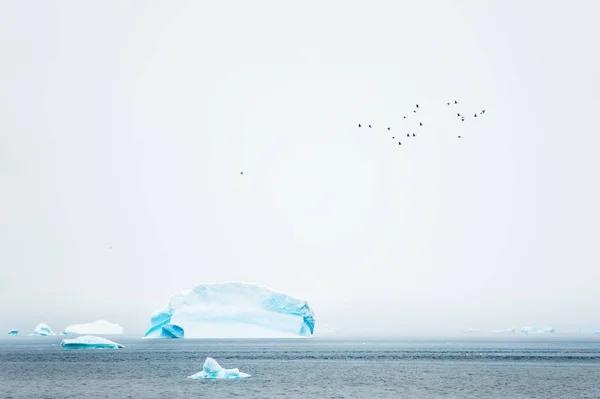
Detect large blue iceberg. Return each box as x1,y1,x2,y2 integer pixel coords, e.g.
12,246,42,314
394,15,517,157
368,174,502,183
30,323,55,336
187,357,250,379
144,282,315,338
8,329,19,336
160,323,184,338
61,335,124,349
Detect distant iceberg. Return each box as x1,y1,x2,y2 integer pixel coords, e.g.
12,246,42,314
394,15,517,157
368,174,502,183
520,326,556,334
30,323,55,336
187,357,250,380
492,329,516,333
8,329,19,336
144,282,315,339
160,323,184,339
61,335,124,349
63,320,123,335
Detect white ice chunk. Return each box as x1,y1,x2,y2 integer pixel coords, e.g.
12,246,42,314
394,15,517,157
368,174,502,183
187,357,250,379
8,329,19,336
63,320,124,335
61,335,124,349
30,323,55,336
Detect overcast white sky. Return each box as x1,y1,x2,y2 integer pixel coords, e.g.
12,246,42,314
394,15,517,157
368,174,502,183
1,0,599,336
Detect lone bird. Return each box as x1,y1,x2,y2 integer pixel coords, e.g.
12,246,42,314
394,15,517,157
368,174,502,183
413,110,417,113
416,104,419,108
368,124,372,128
474,114,477,117
447,102,450,106
458,135,462,138
403,116,407,119
392,136,395,139
387,127,391,131
358,123,361,127
241,172,244,175
419,122,423,126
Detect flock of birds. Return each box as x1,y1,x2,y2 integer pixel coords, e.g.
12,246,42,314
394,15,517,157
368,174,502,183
358,100,487,145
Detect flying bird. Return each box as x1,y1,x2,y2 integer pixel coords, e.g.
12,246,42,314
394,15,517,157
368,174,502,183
474,114,477,117
412,133,416,137
403,116,407,119
241,172,244,175
454,100,458,104
398,142,402,145
387,127,391,131
419,122,423,126
358,123,361,127
416,104,419,108
368,125,372,128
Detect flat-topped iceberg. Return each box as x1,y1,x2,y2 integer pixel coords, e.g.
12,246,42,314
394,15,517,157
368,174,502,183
520,326,556,334
63,320,123,335
61,335,124,349
30,323,55,336
187,357,250,380
144,282,315,338
8,329,19,336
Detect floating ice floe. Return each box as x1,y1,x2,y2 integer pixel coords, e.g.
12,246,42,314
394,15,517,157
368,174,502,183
144,282,315,338
30,323,55,336
8,329,19,336
62,320,124,335
61,335,124,349
520,326,556,334
187,357,250,380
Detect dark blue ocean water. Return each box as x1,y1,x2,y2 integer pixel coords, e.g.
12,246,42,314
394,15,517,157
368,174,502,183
1,337,600,398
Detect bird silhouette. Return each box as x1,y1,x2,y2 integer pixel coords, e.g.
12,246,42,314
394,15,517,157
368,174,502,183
398,142,402,145
412,133,416,137
392,136,395,139
457,113,461,117
403,116,407,119
419,122,422,126
368,125,371,128
413,110,417,113
241,172,244,175
406,133,410,137
387,127,391,130
454,100,458,104
358,123,361,127
474,114,477,117
447,102,450,106
458,135,462,138
416,104,419,108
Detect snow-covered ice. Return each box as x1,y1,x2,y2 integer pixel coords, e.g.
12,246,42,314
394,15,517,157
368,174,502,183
520,326,556,333
160,323,184,338
8,329,19,336
30,323,55,336
61,335,124,349
187,357,250,380
144,282,315,338
63,320,124,335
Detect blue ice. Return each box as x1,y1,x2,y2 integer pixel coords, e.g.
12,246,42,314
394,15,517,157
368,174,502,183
187,357,250,380
61,335,124,349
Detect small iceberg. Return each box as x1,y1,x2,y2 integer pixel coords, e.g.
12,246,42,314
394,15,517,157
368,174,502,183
492,329,516,333
30,323,55,336
8,329,19,336
160,323,184,339
61,335,124,349
63,320,124,335
187,357,251,380
520,326,556,334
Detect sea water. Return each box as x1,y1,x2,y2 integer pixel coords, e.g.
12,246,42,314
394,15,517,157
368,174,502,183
1,337,599,398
